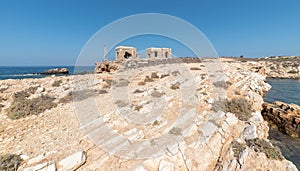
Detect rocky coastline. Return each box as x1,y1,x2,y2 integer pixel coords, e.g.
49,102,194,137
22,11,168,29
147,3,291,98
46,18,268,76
262,101,300,138
0,58,299,170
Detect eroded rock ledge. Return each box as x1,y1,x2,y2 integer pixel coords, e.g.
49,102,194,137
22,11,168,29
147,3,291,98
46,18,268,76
0,59,298,170
262,101,300,138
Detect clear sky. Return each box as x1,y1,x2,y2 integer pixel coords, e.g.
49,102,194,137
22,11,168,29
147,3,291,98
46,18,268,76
0,0,299,66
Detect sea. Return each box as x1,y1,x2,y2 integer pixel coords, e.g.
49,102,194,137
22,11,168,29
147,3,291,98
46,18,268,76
0,66,94,80
264,78,300,169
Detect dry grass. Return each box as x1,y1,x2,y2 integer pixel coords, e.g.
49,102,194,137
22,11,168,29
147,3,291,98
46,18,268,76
190,67,202,70
170,82,180,90
59,92,73,104
138,81,146,86
144,76,154,82
232,141,246,158
0,154,22,171
151,72,159,79
6,91,57,119
246,138,284,160
212,98,253,121
52,80,62,87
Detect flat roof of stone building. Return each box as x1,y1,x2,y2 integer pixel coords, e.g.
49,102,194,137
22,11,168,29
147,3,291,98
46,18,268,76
115,46,136,50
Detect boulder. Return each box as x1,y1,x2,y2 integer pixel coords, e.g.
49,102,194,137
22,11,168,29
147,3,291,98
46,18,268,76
42,68,69,75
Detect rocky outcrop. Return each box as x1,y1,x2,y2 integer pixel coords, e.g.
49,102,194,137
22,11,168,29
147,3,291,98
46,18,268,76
222,56,300,79
94,61,119,73
42,68,69,75
41,68,69,75
262,101,300,138
0,59,298,170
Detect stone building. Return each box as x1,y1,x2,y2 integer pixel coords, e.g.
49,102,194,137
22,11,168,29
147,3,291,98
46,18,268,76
115,46,139,62
146,47,172,59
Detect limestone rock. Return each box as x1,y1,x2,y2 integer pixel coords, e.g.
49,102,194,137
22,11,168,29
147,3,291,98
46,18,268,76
42,68,69,75
24,161,55,171
58,151,86,171
262,101,300,138
159,160,174,171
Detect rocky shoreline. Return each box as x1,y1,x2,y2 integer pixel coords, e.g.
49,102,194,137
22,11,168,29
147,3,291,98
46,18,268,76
0,58,299,170
262,101,300,138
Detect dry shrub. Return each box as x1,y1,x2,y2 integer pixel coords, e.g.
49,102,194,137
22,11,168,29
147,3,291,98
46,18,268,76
138,81,146,86
160,73,170,79
232,141,246,158
190,67,202,70
59,92,73,104
225,98,253,121
213,81,232,89
144,76,154,82
134,105,143,111
170,82,180,90
96,89,108,94
52,80,62,87
6,94,57,120
13,86,38,99
212,98,253,121
151,72,159,79
151,91,164,98
0,154,22,171
246,138,284,160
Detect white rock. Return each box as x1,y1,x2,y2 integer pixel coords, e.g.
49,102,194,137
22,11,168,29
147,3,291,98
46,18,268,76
24,162,55,171
40,163,56,171
58,151,86,171
224,113,238,125
243,124,257,140
36,87,45,94
27,151,58,165
159,160,174,171
20,154,30,160
201,121,217,139
27,154,46,166
134,166,148,171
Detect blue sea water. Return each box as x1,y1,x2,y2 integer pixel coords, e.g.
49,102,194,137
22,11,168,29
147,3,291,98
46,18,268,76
264,79,300,169
0,66,94,80
264,78,300,106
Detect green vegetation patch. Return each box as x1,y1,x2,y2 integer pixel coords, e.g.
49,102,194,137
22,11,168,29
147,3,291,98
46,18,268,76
246,138,284,160
0,154,22,171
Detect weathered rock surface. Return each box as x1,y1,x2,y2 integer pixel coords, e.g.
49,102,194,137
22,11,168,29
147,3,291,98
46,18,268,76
262,101,300,138
222,56,300,79
42,68,69,75
0,58,298,170
58,151,87,170
94,61,119,73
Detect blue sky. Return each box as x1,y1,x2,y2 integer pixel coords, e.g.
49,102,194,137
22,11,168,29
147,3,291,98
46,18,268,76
0,0,299,66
